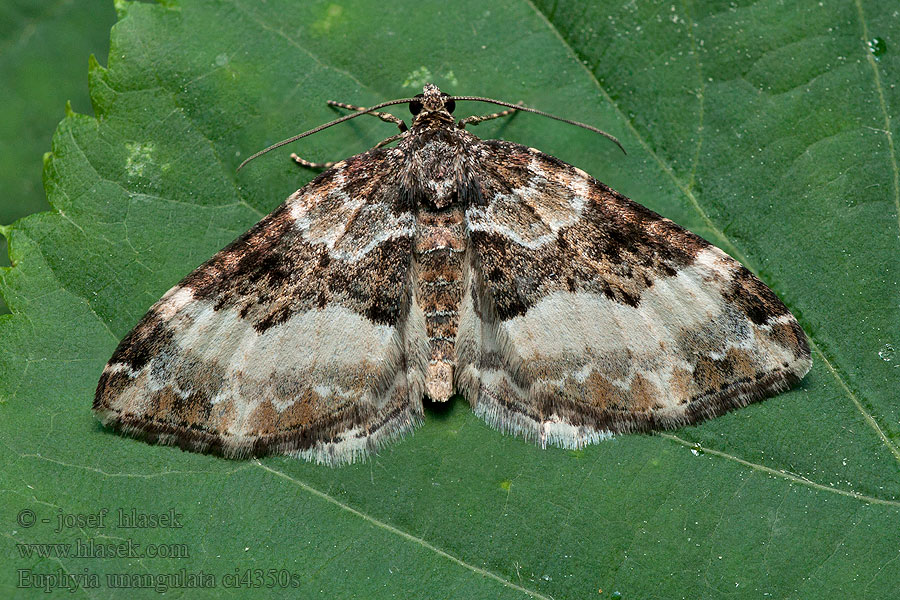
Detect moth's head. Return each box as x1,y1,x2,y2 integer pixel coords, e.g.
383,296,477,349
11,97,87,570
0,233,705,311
409,83,456,122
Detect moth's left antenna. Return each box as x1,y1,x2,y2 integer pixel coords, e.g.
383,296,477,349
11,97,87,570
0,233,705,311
237,97,417,171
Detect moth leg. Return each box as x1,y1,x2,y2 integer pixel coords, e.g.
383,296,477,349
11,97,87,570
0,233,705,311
373,132,407,149
290,132,406,170
291,102,409,169
289,154,338,170
457,102,523,128
328,100,408,132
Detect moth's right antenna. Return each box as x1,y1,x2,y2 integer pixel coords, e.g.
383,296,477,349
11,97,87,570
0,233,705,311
449,95,626,154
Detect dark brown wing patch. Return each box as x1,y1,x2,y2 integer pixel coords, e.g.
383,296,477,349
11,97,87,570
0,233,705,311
462,142,810,447
94,148,427,465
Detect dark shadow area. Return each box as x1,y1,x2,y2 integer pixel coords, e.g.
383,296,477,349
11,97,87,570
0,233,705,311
423,392,466,421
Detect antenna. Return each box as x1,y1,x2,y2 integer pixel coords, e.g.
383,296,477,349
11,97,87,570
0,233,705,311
449,95,625,154
237,92,625,171
237,97,418,171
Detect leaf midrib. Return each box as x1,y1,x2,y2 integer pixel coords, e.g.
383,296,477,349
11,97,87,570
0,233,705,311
256,462,553,600
853,0,900,235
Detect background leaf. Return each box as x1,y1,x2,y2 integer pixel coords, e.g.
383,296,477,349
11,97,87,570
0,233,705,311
2,0,898,598
0,0,116,315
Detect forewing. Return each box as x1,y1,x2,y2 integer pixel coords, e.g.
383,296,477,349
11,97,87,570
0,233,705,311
94,148,427,465
461,141,811,448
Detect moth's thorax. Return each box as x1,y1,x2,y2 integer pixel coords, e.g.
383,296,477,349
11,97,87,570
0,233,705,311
413,206,467,402
399,121,481,210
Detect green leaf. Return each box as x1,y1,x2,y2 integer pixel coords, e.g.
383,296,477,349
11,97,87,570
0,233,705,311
0,0,116,315
2,0,898,598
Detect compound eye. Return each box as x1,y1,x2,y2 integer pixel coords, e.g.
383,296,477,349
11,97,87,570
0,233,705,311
442,94,455,114
409,94,424,115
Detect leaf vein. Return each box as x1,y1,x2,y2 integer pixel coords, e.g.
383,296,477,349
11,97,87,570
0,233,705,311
255,462,552,600
854,0,900,235
526,0,900,466
658,433,900,507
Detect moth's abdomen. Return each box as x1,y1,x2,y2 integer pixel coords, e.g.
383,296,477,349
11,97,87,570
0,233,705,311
414,208,467,401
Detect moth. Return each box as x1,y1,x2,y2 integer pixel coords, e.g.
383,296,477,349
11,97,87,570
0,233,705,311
94,84,811,465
